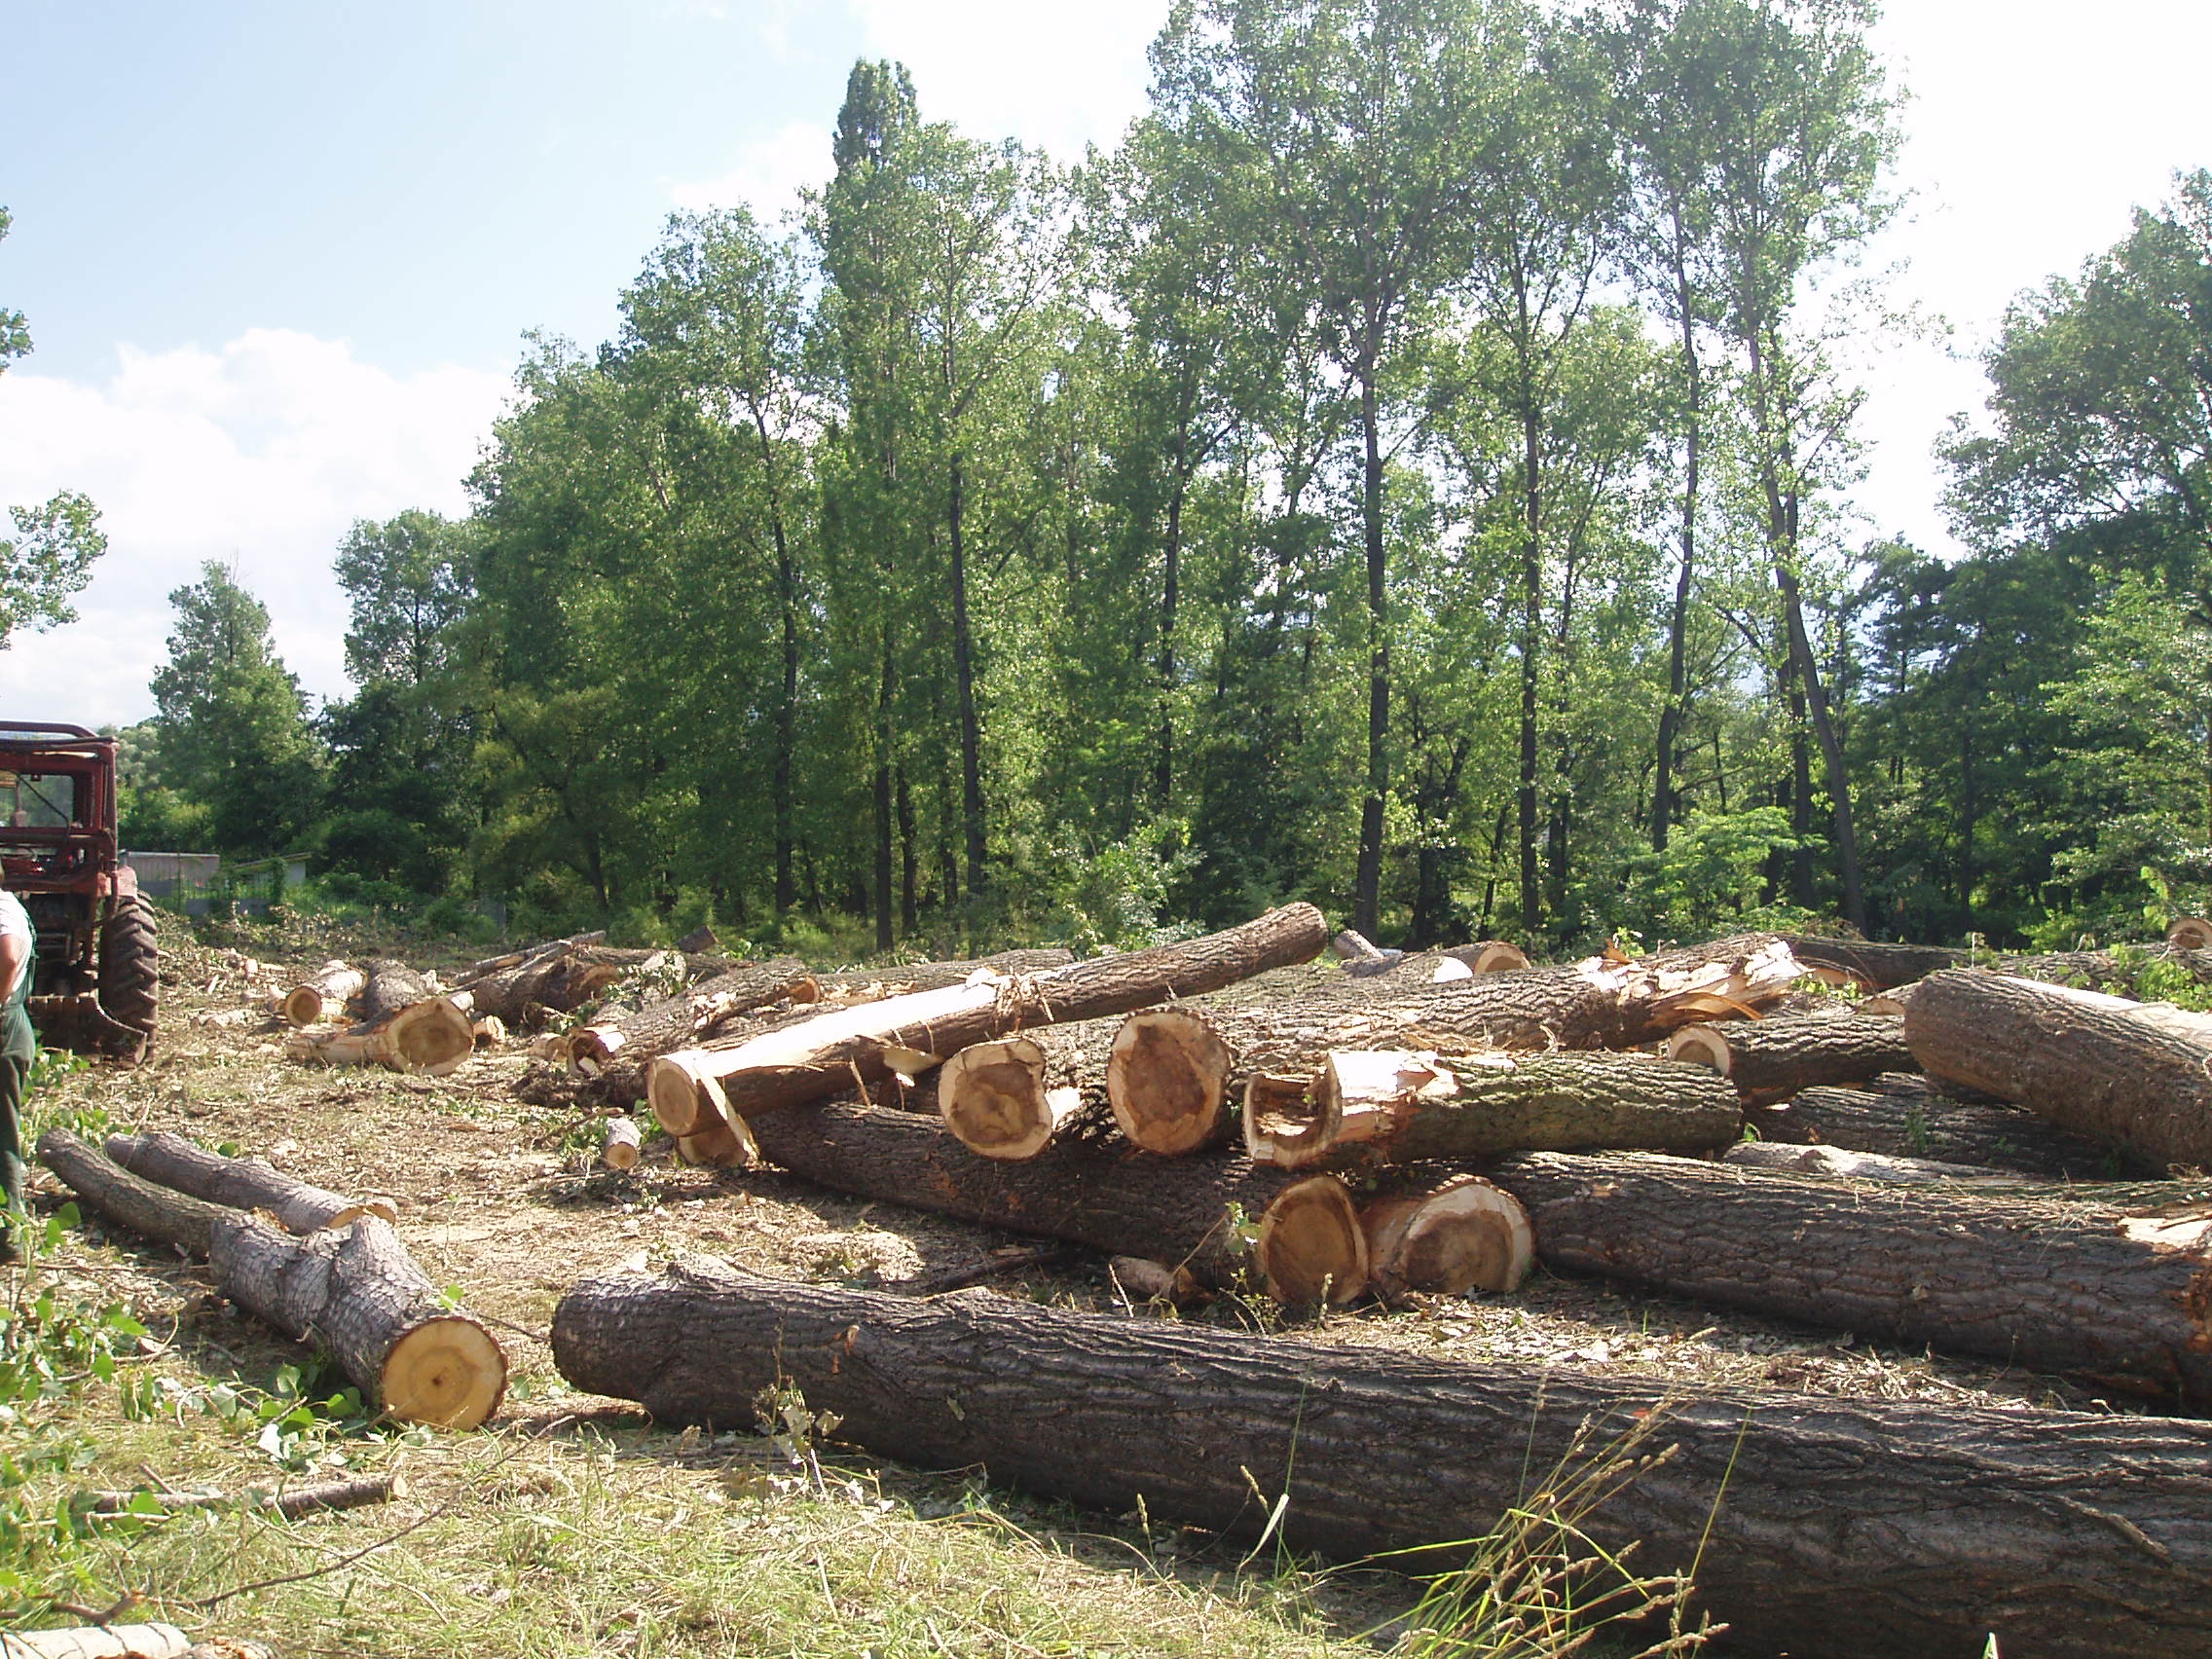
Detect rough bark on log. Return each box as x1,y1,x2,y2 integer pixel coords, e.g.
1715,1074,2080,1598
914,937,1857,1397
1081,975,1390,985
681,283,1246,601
810,947,1080,999
1745,1084,2154,1179
39,1128,226,1257
1905,970,2212,1169
745,1097,1362,1302
356,960,434,1025
1248,1051,1742,1170
75,1470,404,1520
276,960,365,1027
103,1130,397,1233
208,1212,505,1428
552,1259,2212,1659
1360,1172,1532,1299
1663,1014,1917,1105
1777,936,1969,989
1483,1149,2212,1403
650,904,1327,1131
1721,1140,2021,1184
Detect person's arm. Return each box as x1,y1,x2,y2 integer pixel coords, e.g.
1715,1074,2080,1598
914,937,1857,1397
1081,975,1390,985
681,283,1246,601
0,917,27,1007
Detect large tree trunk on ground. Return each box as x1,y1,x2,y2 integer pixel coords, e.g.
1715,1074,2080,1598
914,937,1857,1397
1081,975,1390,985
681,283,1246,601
1778,937,1969,989
103,1131,396,1233
39,1128,227,1257
936,1018,1120,1160
552,1259,2212,1659
567,957,817,1078
275,960,366,1027
648,905,1327,1132
1664,1014,1916,1105
1905,971,2212,1169
1721,1139,2022,1184
1747,1083,2157,1179
744,1097,1364,1304
208,1212,505,1429
1247,1051,1741,1170
1483,1149,2212,1403
814,948,1078,998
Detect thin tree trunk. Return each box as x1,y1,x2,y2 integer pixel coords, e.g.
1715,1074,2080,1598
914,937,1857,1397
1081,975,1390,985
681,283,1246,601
874,634,896,951
1354,373,1388,940
1652,235,1701,854
1156,471,1184,811
950,452,987,899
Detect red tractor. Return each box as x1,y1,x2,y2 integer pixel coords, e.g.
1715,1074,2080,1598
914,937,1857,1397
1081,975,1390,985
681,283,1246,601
0,723,159,1059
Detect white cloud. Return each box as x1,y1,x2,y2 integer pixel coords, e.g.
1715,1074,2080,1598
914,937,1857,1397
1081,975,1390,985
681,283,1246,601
848,0,1167,162
671,120,834,226
0,330,508,728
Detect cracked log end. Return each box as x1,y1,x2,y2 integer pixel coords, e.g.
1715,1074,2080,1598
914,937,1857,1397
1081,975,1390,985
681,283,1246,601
1242,1070,1332,1167
1663,1024,1736,1078
1107,1009,1233,1155
384,1314,508,1430
1255,1175,1367,1306
2170,916,2212,952
940,1037,1063,1159
1364,1175,1534,1300
387,997,475,1074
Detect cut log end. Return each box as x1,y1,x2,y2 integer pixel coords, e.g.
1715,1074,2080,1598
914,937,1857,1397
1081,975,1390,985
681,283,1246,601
940,1038,1073,1160
1462,940,1531,975
282,986,332,1026
2168,916,2212,952
1663,1024,1737,1078
604,1116,644,1171
1365,1177,1534,1298
382,1314,508,1429
1254,1176,1367,1306
676,1106,758,1168
1242,1070,1329,1167
1106,1009,1233,1155
647,1053,714,1136
387,997,476,1074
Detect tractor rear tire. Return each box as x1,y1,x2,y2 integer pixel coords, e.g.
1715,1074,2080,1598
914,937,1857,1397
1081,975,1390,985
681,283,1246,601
99,895,160,1050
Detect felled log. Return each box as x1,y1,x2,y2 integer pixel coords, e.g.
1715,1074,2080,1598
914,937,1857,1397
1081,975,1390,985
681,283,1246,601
1109,1256,1209,1307
2172,916,2212,952
813,947,1078,997
1483,1149,2212,1402
1360,1173,1533,1300
209,1212,505,1428
285,990,475,1075
937,1034,1091,1160
460,946,662,1026
275,960,365,1027
1721,1140,2019,1184
472,1014,506,1050
39,1128,226,1257
1997,944,2212,997
1746,1083,2153,1179
603,1116,643,1170
1905,971,2212,1168
1663,1014,1916,1106
459,929,606,980
648,904,1327,1133
552,1260,2212,1659
1247,1051,1742,1170
1106,1009,1235,1154
0,1628,203,1659
1330,928,1403,977
1778,936,1970,989
74,1470,404,1520
745,1097,1365,1303
566,956,817,1078
104,1131,397,1233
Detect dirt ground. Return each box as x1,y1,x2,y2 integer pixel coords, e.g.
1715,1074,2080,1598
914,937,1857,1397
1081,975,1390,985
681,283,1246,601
55,910,2120,1418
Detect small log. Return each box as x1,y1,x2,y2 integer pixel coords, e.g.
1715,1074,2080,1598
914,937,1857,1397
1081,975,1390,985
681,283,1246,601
208,1212,506,1428
356,960,434,1024
286,992,475,1075
1109,1256,1209,1307
1330,928,1403,977
1446,940,1530,974
1663,1014,1916,1105
1360,1172,1533,1300
74,1469,404,1520
552,1259,2212,1659
603,1116,643,1170
460,929,606,980
461,945,676,1026
103,1131,397,1233
472,1014,507,1050
1247,1051,1741,1171
276,960,365,1027
649,903,1327,1130
0,1628,196,1659
1484,1149,2212,1402
1107,1008,1235,1154
39,1128,227,1257
1746,1084,2153,1179
1905,970,2212,1168
811,947,1080,999
1721,1140,2019,1184
567,956,816,1078
744,1097,1361,1301
2171,916,2212,952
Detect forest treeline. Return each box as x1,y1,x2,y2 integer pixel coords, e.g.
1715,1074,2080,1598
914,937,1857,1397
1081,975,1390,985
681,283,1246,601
114,0,2212,959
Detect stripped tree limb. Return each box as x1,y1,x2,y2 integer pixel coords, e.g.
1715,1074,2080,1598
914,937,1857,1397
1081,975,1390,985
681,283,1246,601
104,1130,396,1234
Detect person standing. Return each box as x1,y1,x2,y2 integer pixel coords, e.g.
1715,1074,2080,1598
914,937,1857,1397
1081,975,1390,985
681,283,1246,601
0,886,32,1264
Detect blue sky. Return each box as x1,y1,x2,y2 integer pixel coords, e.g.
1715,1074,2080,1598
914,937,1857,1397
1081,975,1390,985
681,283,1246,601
1,0,2207,724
